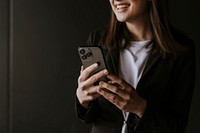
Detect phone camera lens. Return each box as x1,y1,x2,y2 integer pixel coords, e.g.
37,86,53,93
81,55,87,60
79,49,85,54
86,52,92,57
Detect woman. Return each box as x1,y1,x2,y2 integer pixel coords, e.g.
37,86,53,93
76,0,195,133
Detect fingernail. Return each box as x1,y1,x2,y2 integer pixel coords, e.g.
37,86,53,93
94,63,98,68
99,81,104,85
107,75,111,79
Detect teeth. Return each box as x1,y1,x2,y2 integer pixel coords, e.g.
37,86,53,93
117,4,129,9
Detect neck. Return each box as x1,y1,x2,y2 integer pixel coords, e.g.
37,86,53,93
125,16,153,41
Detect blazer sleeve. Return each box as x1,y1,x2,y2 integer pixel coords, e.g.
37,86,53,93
134,43,196,133
75,97,99,123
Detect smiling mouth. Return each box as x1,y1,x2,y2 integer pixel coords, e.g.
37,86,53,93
116,4,130,11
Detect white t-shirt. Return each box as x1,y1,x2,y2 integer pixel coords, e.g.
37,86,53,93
119,40,153,133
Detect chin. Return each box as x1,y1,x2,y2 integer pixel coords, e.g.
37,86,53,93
116,16,127,22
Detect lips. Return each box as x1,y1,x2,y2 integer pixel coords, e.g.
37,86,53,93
115,3,130,12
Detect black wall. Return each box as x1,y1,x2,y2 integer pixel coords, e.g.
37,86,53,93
169,1,200,133
0,0,9,133
0,0,199,133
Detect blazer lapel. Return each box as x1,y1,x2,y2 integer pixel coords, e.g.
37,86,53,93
140,48,161,81
103,43,161,117
102,47,124,117
105,44,161,85
107,45,161,79
109,48,120,75
102,47,120,76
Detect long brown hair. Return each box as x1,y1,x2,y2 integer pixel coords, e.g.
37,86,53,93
103,0,184,57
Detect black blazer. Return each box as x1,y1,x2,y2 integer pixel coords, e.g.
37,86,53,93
76,30,196,133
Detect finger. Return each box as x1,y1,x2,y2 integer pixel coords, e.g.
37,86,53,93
82,86,100,95
107,74,127,89
77,86,100,108
99,81,126,98
82,93,100,103
82,86,101,101
83,69,108,87
97,87,124,107
88,93,101,100
80,65,84,73
77,86,100,101
78,63,98,82
107,74,123,84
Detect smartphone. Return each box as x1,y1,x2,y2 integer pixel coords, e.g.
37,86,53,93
78,46,108,83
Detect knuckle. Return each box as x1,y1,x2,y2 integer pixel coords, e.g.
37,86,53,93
78,83,85,90
78,76,83,82
104,84,109,89
114,86,120,93
84,69,91,75
121,102,128,110
91,76,97,82
91,73,101,82
110,94,116,101
96,73,104,80
78,73,88,82
83,90,89,96
125,95,131,101
118,79,123,84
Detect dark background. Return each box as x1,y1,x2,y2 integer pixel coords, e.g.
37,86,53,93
0,0,199,133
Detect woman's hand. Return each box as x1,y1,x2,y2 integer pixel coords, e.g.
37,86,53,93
76,63,108,109
98,74,147,118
